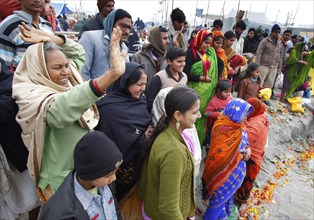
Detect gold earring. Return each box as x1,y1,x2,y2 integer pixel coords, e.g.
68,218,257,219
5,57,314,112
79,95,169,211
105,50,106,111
176,121,180,130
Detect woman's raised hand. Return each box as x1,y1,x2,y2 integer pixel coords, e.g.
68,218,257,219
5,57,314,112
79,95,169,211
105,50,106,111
95,27,127,91
108,27,127,80
18,22,51,43
18,22,65,46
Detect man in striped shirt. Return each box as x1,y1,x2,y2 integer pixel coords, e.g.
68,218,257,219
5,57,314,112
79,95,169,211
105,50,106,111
0,0,54,72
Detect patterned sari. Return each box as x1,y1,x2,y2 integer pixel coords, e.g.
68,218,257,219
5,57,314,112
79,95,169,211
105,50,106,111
188,29,218,144
202,98,252,219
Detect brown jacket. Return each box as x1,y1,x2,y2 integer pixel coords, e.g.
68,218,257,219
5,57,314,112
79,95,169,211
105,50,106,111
255,36,283,69
237,77,261,100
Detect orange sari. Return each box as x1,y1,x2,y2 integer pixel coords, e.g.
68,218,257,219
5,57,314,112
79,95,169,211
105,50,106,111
202,114,243,199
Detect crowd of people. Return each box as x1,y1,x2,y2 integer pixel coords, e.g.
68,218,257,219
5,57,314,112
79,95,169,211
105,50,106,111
0,0,313,220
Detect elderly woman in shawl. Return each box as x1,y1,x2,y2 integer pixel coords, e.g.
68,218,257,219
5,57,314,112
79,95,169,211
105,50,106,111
201,98,252,219
183,29,220,145
281,42,314,99
95,62,152,201
12,23,126,201
234,98,269,217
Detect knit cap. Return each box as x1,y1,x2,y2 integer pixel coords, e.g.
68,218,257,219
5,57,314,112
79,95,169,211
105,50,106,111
271,24,281,33
114,9,131,24
74,131,123,180
256,27,263,33
97,0,115,11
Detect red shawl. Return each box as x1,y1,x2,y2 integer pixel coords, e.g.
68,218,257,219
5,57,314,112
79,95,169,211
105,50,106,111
188,29,211,77
245,98,269,167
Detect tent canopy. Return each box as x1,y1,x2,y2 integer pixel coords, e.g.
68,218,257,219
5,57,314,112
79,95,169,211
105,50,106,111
51,3,73,16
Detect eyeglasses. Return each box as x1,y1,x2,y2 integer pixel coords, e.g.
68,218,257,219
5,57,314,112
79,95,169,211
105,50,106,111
118,24,131,31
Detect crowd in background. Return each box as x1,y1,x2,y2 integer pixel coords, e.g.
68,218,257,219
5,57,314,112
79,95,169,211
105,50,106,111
0,0,314,220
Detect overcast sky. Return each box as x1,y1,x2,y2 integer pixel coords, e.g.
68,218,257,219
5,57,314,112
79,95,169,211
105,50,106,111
56,0,314,27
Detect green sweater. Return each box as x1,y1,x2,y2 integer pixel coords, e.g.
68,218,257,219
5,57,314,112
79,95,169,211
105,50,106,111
38,38,99,192
139,127,195,220
38,82,99,192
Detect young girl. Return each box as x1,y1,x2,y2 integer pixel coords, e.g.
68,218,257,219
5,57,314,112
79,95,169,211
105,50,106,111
139,85,200,219
204,80,233,148
237,63,261,100
222,31,247,90
212,30,228,80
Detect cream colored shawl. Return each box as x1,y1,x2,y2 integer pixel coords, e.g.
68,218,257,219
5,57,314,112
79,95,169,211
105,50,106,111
12,43,99,183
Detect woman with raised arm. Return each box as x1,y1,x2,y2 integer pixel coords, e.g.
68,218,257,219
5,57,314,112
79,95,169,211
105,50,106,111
12,22,126,201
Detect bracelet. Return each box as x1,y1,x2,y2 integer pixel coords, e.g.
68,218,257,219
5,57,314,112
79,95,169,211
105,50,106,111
92,79,106,94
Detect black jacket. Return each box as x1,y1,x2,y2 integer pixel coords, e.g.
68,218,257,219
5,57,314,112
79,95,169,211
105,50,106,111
78,13,104,39
0,58,28,172
39,171,122,220
39,171,89,220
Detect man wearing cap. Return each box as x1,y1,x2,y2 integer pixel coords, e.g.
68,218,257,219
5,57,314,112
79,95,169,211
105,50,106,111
132,25,169,88
254,27,264,51
79,9,131,82
78,0,115,39
255,24,283,89
39,131,123,220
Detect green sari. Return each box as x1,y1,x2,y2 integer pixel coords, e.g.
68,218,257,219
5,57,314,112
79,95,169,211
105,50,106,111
188,47,218,145
286,43,314,98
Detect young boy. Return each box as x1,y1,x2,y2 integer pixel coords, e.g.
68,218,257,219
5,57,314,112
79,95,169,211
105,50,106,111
39,131,123,220
146,46,187,112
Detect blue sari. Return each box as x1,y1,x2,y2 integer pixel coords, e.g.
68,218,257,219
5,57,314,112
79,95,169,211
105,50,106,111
203,98,251,220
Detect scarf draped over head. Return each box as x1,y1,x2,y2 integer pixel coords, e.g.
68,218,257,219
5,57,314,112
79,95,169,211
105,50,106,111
246,97,266,118
189,29,212,77
168,16,185,49
229,54,246,69
212,30,223,39
245,97,269,167
109,62,143,92
202,98,252,199
144,26,166,55
103,9,117,37
286,43,314,98
103,9,131,38
96,62,151,156
12,43,99,182
212,30,228,79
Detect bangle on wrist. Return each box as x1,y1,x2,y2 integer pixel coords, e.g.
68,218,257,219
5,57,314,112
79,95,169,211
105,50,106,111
93,79,106,94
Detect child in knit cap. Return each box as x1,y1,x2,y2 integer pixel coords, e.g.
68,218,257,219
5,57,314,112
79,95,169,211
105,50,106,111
39,131,123,220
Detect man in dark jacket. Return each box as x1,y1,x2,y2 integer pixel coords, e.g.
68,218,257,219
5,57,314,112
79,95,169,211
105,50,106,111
39,131,123,220
78,0,115,39
132,26,169,88
0,58,28,173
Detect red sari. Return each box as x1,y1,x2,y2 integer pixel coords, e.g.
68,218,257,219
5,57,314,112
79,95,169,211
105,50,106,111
235,98,269,202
